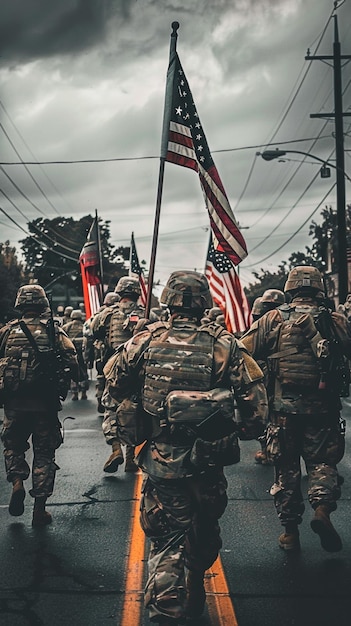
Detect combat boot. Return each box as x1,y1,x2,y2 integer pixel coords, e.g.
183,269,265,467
72,392,78,401
80,391,87,400
310,505,342,552
103,441,124,473
185,570,206,619
125,446,138,473
279,524,300,551
97,400,105,413
9,478,25,516
32,497,52,527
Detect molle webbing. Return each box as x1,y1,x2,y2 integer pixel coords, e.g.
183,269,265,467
142,331,214,416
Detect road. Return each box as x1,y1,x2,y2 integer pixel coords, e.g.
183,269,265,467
0,383,350,626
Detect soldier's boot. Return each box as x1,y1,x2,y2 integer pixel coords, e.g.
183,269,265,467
32,497,52,527
80,391,87,400
103,441,124,473
72,392,78,401
185,570,206,619
124,446,138,473
310,505,342,552
9,478,25,516
279,523,300,551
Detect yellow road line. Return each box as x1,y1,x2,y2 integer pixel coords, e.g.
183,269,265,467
120,470,238,626
120,471,145,626
206,555,239,626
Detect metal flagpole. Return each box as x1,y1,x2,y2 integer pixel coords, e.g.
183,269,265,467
95,208,105,301
145,21,180,318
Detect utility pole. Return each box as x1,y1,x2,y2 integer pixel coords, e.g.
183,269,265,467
305,14,351,304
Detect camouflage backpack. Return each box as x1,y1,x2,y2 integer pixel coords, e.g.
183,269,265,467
0,318,52,395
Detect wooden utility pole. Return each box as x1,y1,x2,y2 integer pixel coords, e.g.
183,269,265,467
305,14,351,304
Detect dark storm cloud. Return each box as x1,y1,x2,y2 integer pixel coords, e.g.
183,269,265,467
0,0,130,66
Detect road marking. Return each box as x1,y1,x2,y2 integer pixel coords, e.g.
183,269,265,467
119,470,145,626
120,470,238,626
206,556,239,626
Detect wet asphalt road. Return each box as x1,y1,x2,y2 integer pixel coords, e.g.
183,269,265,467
0,384,350,626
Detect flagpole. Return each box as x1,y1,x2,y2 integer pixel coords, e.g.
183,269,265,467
95,209,105,302
145,21,179,318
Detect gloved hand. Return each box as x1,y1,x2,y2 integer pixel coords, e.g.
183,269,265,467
190,431,240,470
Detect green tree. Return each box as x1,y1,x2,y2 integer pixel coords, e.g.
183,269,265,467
19,215,130,299
245,204,350,302
0,242,24,322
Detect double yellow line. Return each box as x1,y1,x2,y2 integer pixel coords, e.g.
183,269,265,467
120,471,238,626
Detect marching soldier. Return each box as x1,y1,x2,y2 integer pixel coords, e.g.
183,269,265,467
241,266,351,552
92,276,145,473
0,285,78,527
62,309,89,400
103,270,267,626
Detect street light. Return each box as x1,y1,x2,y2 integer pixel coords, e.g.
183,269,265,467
259,149,351,181
259,147,350,304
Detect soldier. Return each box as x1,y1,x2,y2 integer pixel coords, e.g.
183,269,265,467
63,305,73,325
62,309,89,400
103,270,267,626
92,276,145,473
0,285,78,527
251,289,285,466
241,266,351,553
83,292,120,412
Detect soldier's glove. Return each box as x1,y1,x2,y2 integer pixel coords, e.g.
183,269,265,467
190,431,240,470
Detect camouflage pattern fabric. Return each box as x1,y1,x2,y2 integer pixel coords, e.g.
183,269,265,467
1,408,63,498
140,470,227,622
241,294,351,529
269,412,343,526
105,314,267,621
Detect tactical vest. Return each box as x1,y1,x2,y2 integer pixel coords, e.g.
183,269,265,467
0,318,51,392
63,320,84,350
107,303,143,351
142,323,220,416
271,305,321,390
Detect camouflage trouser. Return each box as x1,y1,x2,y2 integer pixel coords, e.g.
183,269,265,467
139,470,228,622
268,412,344,527
101,409,118,444
95,359,105,402
1,408,63,498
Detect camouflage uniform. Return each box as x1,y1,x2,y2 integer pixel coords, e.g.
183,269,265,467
62,309,89,400
241,266,351,552
104,271,267,625
0,285,78,526
93,277,145,472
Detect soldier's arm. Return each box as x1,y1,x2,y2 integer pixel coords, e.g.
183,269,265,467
229,340,268,440
57,331,79,382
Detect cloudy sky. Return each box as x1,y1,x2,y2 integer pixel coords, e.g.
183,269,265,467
1,0,350,291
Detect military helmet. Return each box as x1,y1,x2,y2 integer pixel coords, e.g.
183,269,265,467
251,297,264,319
14,284,49,310
64,306,74,317
114,276,141,297
71,309,83,320
284,266,324,294
261,289,285,305
103,291,120,306
208,307,222,320
160,271,212,311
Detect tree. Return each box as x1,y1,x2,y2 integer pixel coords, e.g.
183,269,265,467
0,242,24,322
19,215,130,301
244,204,350,303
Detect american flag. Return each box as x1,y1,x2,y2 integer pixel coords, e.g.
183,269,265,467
205,242,252,334
162,51,247,266
79,216,103,319
130,232,147,306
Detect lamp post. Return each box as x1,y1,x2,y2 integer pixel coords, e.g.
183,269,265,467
259,148,350,303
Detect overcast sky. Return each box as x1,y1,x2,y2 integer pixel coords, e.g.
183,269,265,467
1,0,350,291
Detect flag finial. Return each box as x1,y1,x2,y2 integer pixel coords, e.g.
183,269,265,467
171,21,179,35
